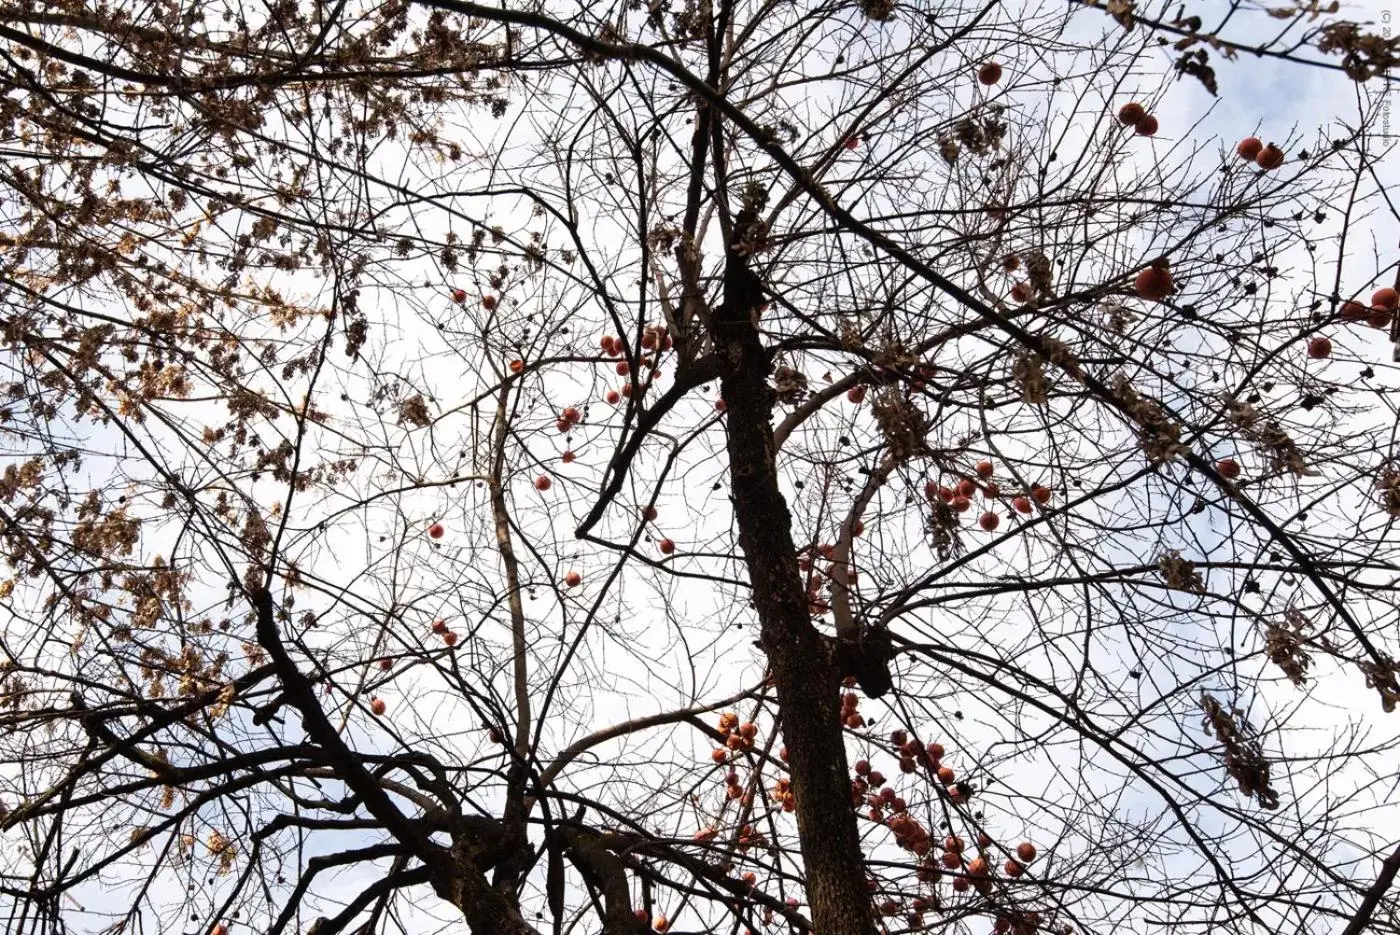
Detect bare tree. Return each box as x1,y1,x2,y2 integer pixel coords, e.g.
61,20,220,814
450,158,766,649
2,2,1399,935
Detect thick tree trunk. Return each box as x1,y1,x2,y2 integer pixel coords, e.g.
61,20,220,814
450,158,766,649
714,273,877,935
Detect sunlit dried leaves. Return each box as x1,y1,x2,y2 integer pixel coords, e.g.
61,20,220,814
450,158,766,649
925,500,965,561
871,390,931,461
1173,49,1218,96
1113,375,1185,463
1223,395,1318,477
772,366,809,406
1104,0,1136,31
1360,657,1400,713
1265,609,1313,687
1378,469,1400,517
860,0,895,21
399,394,432,427
1158,550,1205,594
207,830,237,873
954,115,1007,159
1025,251,1055,298
1200,694,1280,809
1012,353,1048,405
839,318,865,350
1316,21,1400,81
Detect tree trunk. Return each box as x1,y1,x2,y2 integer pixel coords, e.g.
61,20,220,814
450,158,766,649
713,268,877,935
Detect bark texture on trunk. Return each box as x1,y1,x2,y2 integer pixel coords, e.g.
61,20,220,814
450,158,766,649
712,262,878,935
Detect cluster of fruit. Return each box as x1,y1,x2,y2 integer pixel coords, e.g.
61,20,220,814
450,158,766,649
925,461,1053,531
1310,286,1398,359
711,710,760,761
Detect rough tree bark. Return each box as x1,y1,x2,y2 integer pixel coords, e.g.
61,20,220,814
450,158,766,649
710,255,878,935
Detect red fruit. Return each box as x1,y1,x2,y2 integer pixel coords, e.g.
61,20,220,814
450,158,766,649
1307,336,1332,359
451,288,467,304
563,570,581,587
1216,458,1240,480
952,877,970,892
975,460,994,479
739,721,758,739
956,478,976,498
213,925,228,935
653,916,669,933
555,419,570,433
967,857,989,876
715,399,727,412
1012,496,1032,513
944,835,964,853
941,851,963,869
1374,287,1399,309
377,657,392,671
616,361,630,376
659,538,675,554
1004,859,1025,878
983,482,999,498
1016,841,1037,862
641,330,657,350
605,390,620,404
977,833,993,848
1256,143,1286,170
370,697,386,716
535,475,552,491
428,523,445,539
1341,300,1370,321
938,486,954,503
1134,265,1173,301
432,618,449,634
634,909,648,922
951,496,971,513
867,770,885,786
443,631,458,647
978,62,1002,85
487,727,504,744
1369,306,1394,329
600,335,616,353
1032,484,1052,504
643,505,658,521
924,480,940,501
844,136,860,150
1236,137,1263,161
562,406,581,423
855,758,871,775
1003,254,1021,272
1010,282,1033,303
711,748,727,763
509,359,524,374
562,450,576,464
481,295,497,310
847,385,868,404
937,765,955,783
926,742,945,758
978,511,1000,532
853,519,865,536
1117,102,1146,126
1135,114,1159,137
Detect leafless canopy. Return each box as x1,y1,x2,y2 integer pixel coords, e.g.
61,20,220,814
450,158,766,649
1,2,1399,935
